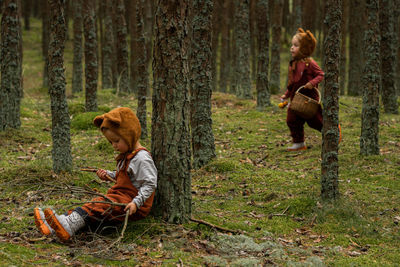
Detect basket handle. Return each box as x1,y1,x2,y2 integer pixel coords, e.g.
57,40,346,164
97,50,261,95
295,86,321,104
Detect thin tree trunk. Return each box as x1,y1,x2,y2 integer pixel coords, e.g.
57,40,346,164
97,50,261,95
360,0,380,155
22,0,31,30
151,0,191,223
256,0,270,110
302,0,316,33
113,0,129,94
48,0,72,172
339,0,348,95
0,0,23,130
42,0,49,87
379,0,399,114
218,0,230,93
102,0,114,89
72,0,83,94
136,0,148,139
190,0,215,169
83,0,98,111
234,0,252,99
249,0,257,82
130,0,138,95
269,0,283,94
321,0,341,201
211,0,220,92
348,0,365,96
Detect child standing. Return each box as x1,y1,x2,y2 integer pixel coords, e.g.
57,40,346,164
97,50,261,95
281,28,326,151
34,107,157,241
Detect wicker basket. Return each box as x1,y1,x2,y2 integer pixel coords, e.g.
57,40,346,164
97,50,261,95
289,86,321,119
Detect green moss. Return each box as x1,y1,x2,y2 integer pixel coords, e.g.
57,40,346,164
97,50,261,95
71,111,103,130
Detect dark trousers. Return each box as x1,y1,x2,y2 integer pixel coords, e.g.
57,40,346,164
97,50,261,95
286,106,323,143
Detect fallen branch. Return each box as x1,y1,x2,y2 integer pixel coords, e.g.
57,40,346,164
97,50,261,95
190,217,240,234
268,205,290,219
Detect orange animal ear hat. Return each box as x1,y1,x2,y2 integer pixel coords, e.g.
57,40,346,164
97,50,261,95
94,107,141,152
295,28,317,58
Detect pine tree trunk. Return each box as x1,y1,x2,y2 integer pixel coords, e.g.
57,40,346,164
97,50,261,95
48,0,72,172
72,0,83,94
269,0,283,94
302,0,316,32
234,0,252,99
130,0,138,96
0,0,23,131
348,0,365,96
339,0,348,95
379,0,399,114
113,0,130,94
190,0,215,169
83,0,98,111
211,0,220,92
256,0,270,110
151,0,191,223
22,0,31,30
396,7,400,96
360,0,380,155
42,0,49,87
321,0,341,201
249,0,257,82
143,0,154,78
292,0,302,34
218,0,231,93
136,0,148,139
102,0,114,89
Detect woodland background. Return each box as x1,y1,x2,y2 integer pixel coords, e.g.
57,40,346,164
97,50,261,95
0,0,400,266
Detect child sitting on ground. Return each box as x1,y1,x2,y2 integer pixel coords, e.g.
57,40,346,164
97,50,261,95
34,107,157,241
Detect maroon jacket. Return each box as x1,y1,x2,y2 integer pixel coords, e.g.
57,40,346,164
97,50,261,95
283,58,324,101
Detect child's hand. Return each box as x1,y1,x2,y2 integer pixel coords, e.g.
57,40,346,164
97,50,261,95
124,202,137,216
280,95,287,101
304,82,313,89
96,169,108,181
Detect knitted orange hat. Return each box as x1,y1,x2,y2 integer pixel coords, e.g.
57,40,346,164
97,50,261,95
93,107,141,152
295,28,316,58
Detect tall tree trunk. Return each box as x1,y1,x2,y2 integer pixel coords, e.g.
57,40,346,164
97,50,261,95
292,0,302,34
360,0,380,155
339,0,348,95
190,0,215,169
102,0,114,89
302,0,316,33
42,0,49,87
151,0,191,223
211,0,220,91
0,0,23,131
234,0,252,99
269,0,283,94
249,0,257,82
72,0,83,94
48,0,72,172
256,0,270,110
218,0,231,93
130,0,138,95
64,0,70,40
22,0,31,30
143,0,154,79
33,0,39,17
321,0,341,201
348,0,365,96
83,0,98,111
113,0,130,94
396,6,400,96
379,0,399,114
136,0,148,139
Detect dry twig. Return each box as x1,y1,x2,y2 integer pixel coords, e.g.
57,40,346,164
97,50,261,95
190,217,240,234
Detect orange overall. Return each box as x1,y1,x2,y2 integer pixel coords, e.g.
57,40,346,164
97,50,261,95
81,148,155,223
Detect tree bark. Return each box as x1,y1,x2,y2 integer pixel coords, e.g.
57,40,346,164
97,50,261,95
72,0,83,94
83,0,98,111
360,0,380,155
234,0,252,99
102,0,114,89
339,0,348,95
269,0,283,94
136,0,148,139
218,0,231,93
379,0,399,114
22,0,31,30
113,0,130,94
211,0,220,92
348,0,365,96
48,0,72,172
151,0,191,223
0,0,23,131
190,0,215,169
256,0,270,110
321,0,341,201
41,0,49,87
130,0,138,95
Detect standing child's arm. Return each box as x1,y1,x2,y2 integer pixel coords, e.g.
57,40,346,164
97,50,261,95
307,59,324,88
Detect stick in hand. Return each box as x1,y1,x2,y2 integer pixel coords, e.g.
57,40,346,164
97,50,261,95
80,167,117,183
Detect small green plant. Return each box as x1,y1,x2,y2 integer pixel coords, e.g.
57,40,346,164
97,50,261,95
71,111,103,130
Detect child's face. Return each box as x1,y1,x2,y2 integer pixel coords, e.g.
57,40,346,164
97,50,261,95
290,36,301,59
103,129,129,153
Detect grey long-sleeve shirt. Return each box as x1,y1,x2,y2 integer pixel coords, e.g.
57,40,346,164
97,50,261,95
106,150,157,209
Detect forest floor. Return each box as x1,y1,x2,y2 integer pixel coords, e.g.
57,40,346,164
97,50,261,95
1,19,400,266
